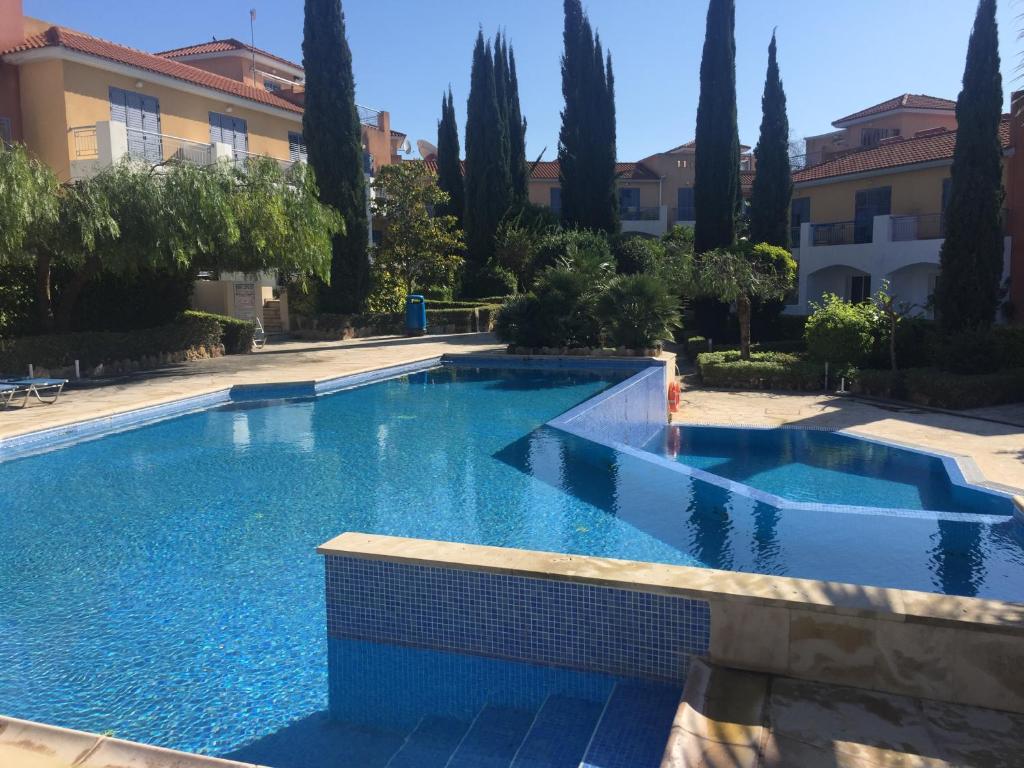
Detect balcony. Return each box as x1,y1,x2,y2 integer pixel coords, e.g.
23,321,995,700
620,206,661,221
620,205,669,236
811,221,860,246
891,213,945,241
69,122,293,181
787,214,1012,318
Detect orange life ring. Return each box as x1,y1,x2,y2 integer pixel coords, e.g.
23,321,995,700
668,381,681,412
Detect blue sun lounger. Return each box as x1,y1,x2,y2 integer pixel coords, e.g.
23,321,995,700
0,378,67,407
0,382,25,409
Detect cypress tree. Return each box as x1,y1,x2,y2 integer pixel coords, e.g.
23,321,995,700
492,33,514,208
694,0,739,253
934,0,1004,332
507,46,529,207
436,88,464,226
464,31,510,280
302,0,369,313
558,0,617,234
692,0,739,337
749,31,792,248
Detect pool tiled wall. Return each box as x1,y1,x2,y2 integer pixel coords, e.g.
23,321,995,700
548,364,667,449
324,554,710,684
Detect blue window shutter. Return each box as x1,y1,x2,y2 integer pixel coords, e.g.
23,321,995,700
108,87,127,124
209,112,223,145
232,117,248,157
288,131,307,163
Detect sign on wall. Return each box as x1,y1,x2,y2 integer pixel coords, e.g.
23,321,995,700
233,282,257,323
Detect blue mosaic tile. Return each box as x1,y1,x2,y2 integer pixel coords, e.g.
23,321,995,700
324,556,710,684
580,682,681,768
549,365,666,449
446,705,536,768
510,695,605,768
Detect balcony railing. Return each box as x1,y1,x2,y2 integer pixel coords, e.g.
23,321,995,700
669,207,696,225
231,149,295,172
357,104,381,129
811,221,858,246
620,206,661,221
156,134,214,166
71,125,98,159
892,213,945,241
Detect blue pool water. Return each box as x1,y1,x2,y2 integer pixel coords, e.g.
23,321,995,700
647,424,1012,515
1,363,1023,761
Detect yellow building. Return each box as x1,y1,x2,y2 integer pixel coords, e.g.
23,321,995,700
788,95,1012,317
523,145,754,237
0,1,407,332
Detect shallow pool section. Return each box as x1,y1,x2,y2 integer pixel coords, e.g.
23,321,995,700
645,424,1013,516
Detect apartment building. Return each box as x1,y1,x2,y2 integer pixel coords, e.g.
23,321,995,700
786,94,1013,319
525,143,754,237
0,0,404,332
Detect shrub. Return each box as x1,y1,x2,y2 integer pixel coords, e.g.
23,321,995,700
612,234,662,275
494,269,601,349
597,274,681,349
463,263,518,299
936,330,1004,374
534,229,614,279
426,306,499,332
183,310,254,354
0,313,223,375
804,294,875,370
697,350,823,391
902,368,1024,408
685,335,711,360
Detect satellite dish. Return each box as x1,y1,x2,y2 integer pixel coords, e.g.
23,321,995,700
397,138,413,155
417,139,438,160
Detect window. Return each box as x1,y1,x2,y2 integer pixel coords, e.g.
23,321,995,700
209,112,249,159
676,187,695,221
264,79,282,93
850,274,871,303
941,177,953,213
790,197,810,245
288,131,307,163
619,187,640,212
550,186,562,214
860,127,900,147
109,87,162,163
853,186,891,244
0,117,11,144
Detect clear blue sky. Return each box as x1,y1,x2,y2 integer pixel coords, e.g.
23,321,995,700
25,0,1023,161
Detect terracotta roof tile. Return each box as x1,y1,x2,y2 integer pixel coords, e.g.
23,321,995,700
1,27,303,114
834,94,956,126
156,38,302,73
793,116,1010,184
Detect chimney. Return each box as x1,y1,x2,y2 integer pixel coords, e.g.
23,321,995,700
0,0,25,51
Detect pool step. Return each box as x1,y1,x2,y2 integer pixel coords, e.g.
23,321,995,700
386,716,469,768
445,705,536,768
580,682,683,768
509,695,606,768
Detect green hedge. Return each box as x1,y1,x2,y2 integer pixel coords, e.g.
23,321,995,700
0,313,222,375
425,300,503,310
855,367,1024,409
697,350,824,391
686,335,804,361
183,310,254,354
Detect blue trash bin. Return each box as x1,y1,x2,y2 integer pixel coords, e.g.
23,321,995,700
405,294,427,336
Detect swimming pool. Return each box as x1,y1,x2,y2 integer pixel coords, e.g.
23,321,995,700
1,361,1022,761
645,424,1012,515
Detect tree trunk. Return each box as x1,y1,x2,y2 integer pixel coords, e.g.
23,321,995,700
33,253,54,332
889,315,897,372
737,293,752,360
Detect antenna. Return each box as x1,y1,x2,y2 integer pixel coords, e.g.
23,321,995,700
249,9,257,79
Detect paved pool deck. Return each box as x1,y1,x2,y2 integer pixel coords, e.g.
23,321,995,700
674,387,1024,494
0,333,504,441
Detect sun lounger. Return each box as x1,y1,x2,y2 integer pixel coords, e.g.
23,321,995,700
2,378,67,405
0,382,26,409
